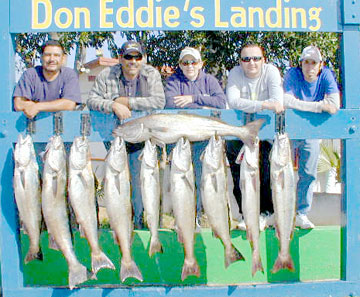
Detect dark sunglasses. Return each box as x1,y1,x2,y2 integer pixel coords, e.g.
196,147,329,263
241,56,263,63
123,54,143,61
181,60,199,66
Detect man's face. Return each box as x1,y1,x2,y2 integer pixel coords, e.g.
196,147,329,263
179,54,203,81
119,51,144,79
41,45,64,73
301,59,322,82
240,46,264,79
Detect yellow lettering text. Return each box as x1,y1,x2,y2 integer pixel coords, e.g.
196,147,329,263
249,7,264,27
54,8,73,29
164,7,180,27
136,0,154,28
291,8,306,28
190,7,204,28
230,7,246,27
308,7,322,31
265,0,282,28
74,8,90,29
284,7,290,28
116,0,134,28
215,0,228,27
100,0,113,28
156,6,162,27
32,0,52,29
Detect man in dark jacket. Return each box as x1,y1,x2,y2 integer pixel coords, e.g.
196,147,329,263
165,47,226,227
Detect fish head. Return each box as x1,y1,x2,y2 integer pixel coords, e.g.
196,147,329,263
140,139,158,168
45,135,66,172
14,134,35,167
113,120,147,143
171,137,192,172
106,136,127,172
202,135,224,170
69,136,90,170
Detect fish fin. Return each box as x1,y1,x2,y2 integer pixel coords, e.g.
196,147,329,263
79,224,86,238
149,237,163,257
20,169,26,190
120,260,143,282
240,119,265,147
235,147,245,165
24,247,43,264
91,251,115,274
251,252,264,276
68,262,89,290
199,150,205,162
211,173,218,192
181,174,194,193
48,233,60,250
52,175,58,197
225,244,245,268
271,254,295,274
181,259,200,281
138,149,144,161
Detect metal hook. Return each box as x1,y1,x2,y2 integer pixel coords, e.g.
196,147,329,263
80,113,91,137
210,110,221,119
26,118,36,135
53,112,63,135
244,113,255,124
276,112,286,134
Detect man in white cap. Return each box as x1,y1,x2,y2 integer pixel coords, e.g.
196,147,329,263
165,46,226,227
283,45,340,229
87,41,165,229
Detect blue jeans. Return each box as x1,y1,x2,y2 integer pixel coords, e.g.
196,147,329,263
292,139,320,215
167,140,208,218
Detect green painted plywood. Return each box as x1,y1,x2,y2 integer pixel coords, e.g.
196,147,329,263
20,226,340,287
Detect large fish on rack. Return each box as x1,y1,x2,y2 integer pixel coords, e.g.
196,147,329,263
68,136,115,276
170,137,200,281
42,135,89,289
139,139,163,256
270,133,296,273
104,136,143,282
13,134,42,263
113,113,264,146
238,137,264,276
201,135,244,268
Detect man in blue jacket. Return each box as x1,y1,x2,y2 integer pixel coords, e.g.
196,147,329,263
165,47,226,227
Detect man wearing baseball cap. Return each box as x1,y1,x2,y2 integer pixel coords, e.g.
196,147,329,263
283,45,340,229
87,40,165,229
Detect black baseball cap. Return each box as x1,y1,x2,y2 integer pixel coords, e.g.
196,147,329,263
120,41,144,56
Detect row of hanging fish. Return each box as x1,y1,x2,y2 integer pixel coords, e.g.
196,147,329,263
238,133,297,276
13,113,296,289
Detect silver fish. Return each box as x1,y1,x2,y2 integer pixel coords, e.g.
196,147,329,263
170,137,200,281
68,136,115,276
104,136,143,282
13,134,42,263
42,135,88,289
139,140,163,256
270,133,296,273
201,135,244,268
238,137,264,276
113,113,264,146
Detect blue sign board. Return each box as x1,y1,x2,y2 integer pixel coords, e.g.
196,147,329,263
10,0,341,32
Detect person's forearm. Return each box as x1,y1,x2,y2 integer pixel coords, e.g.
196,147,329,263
284,94,323,113
35,98,76,112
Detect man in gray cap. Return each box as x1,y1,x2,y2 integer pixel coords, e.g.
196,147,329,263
87,41,165,229
283,45,340,229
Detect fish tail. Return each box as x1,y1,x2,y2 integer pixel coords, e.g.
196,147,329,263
91,251,115,274
149,237,163,257
251,252,264,276
181,259,200,281
239,119,264,146
68,262,89,290
24,247,43,264
271,253,295,273
120,260,143,282
225,244,245,268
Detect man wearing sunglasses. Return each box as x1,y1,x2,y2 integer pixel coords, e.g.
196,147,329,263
283,45,339,229
226,43,284,231
87,41,165,229
165,47,226,228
